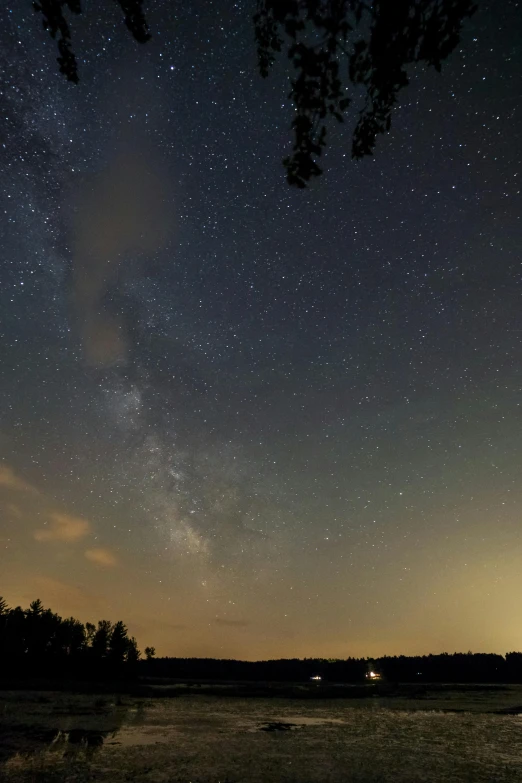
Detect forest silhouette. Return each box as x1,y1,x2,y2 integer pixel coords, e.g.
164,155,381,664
1,596,522,684
0,596,140,680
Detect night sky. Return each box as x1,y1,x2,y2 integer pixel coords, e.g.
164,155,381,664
1,1,521,660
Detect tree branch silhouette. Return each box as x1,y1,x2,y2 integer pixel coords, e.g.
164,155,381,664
31,1,476,185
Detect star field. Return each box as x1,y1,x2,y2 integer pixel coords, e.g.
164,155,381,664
0,1,521,659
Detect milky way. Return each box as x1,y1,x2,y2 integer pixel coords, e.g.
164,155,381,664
0,1,521,658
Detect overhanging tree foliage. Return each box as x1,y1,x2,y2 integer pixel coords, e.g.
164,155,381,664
32,0,149,83
254,0,477,185
31,1,476,185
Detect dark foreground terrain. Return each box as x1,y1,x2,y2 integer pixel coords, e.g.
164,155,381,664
1,684,522,782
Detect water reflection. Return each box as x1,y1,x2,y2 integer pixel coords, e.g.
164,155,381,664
0,699,134,763
53,728,107,747
107,725,174,746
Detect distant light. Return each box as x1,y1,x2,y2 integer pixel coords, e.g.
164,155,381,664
310,675,322,681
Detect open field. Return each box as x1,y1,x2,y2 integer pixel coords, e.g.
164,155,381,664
1,685,522,782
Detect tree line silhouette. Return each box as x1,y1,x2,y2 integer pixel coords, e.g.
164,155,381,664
0,596,149,680
2,595,522,683
141,652,522,684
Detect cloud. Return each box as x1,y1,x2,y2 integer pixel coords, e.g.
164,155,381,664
72,139,172,367
214,618,249,628
0,464,39,494
85,547,118,567
34,512,90,542
82,313,128,367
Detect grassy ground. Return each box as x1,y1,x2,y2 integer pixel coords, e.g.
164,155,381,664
1,686,522,782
